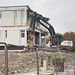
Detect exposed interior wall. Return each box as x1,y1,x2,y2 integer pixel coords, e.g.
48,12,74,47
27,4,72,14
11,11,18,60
27,31,46,46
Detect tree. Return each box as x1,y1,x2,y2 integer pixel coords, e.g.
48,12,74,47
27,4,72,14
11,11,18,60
63,32,75,52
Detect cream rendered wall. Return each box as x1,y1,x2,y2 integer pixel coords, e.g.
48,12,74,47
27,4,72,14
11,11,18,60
20,30,27,46
15,11,21,26
0,6,28,27
5,30,27,46
0,6,29,46
21,10,26,26
2,11,15,26
0,31,5,42
0,26,28,46
5,30,20,45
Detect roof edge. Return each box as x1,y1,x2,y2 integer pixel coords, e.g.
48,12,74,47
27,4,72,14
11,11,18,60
28,7,50,21
0,5,29,8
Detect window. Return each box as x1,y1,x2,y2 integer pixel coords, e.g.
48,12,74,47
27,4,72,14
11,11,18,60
21,30,25,37
5,31,7,38
0,11,2,18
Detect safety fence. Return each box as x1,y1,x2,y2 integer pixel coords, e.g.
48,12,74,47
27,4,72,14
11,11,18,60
0,42,75,75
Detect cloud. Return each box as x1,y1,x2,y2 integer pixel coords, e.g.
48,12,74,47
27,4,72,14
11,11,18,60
0,0,75,34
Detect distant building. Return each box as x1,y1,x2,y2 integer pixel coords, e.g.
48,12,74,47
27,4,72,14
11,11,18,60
0,5,48,47
61,40,73,47
61,35,73,47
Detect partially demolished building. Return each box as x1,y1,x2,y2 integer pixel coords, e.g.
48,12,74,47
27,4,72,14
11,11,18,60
0,5,49,47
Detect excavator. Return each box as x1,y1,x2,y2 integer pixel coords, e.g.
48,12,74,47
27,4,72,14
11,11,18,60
27,9,63,47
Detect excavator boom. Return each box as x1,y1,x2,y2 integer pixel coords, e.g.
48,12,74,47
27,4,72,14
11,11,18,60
28,10,63,46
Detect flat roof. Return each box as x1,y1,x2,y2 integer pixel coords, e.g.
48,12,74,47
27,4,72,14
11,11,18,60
0,5,50,21
0,5,29,8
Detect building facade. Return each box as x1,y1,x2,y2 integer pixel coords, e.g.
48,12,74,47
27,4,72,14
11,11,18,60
0,6,48,47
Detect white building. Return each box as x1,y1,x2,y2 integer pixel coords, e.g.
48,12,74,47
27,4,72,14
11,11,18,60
0,5,48,47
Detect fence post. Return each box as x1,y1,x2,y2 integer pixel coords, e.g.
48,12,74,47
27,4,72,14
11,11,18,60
54,51,57,75
74,67,75,75
72,53,75,75
66,52,68,75
5,44,8,75
36,48,39,75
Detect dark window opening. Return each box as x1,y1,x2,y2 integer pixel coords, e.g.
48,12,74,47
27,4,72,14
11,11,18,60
21,30,25,37
5,31,7,38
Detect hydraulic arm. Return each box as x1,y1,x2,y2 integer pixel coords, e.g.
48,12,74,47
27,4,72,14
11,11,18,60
28,10,63,46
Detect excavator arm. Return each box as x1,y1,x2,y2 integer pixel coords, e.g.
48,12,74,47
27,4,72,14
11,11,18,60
28,10,63,46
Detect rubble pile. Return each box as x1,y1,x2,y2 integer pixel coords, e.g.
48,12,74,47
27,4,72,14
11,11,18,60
0,52,37,75
0,51,75,75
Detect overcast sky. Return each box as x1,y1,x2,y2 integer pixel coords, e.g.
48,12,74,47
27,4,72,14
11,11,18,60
0,0,75,34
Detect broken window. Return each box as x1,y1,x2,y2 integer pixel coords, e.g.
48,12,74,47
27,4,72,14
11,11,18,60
21,30,25,37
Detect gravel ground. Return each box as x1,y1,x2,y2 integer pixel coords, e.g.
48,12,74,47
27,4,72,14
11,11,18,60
54,70,74,75
0,50,75,75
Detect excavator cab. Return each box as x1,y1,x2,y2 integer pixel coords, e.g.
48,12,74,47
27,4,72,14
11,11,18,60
52,35,63,46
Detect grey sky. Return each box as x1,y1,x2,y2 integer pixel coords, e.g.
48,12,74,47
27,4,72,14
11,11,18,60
0,0,75,34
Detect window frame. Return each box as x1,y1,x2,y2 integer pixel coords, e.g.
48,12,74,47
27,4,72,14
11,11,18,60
21,30,25,38
5,30,7,38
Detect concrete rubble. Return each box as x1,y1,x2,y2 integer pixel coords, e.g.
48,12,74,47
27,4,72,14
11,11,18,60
0,50,75,75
